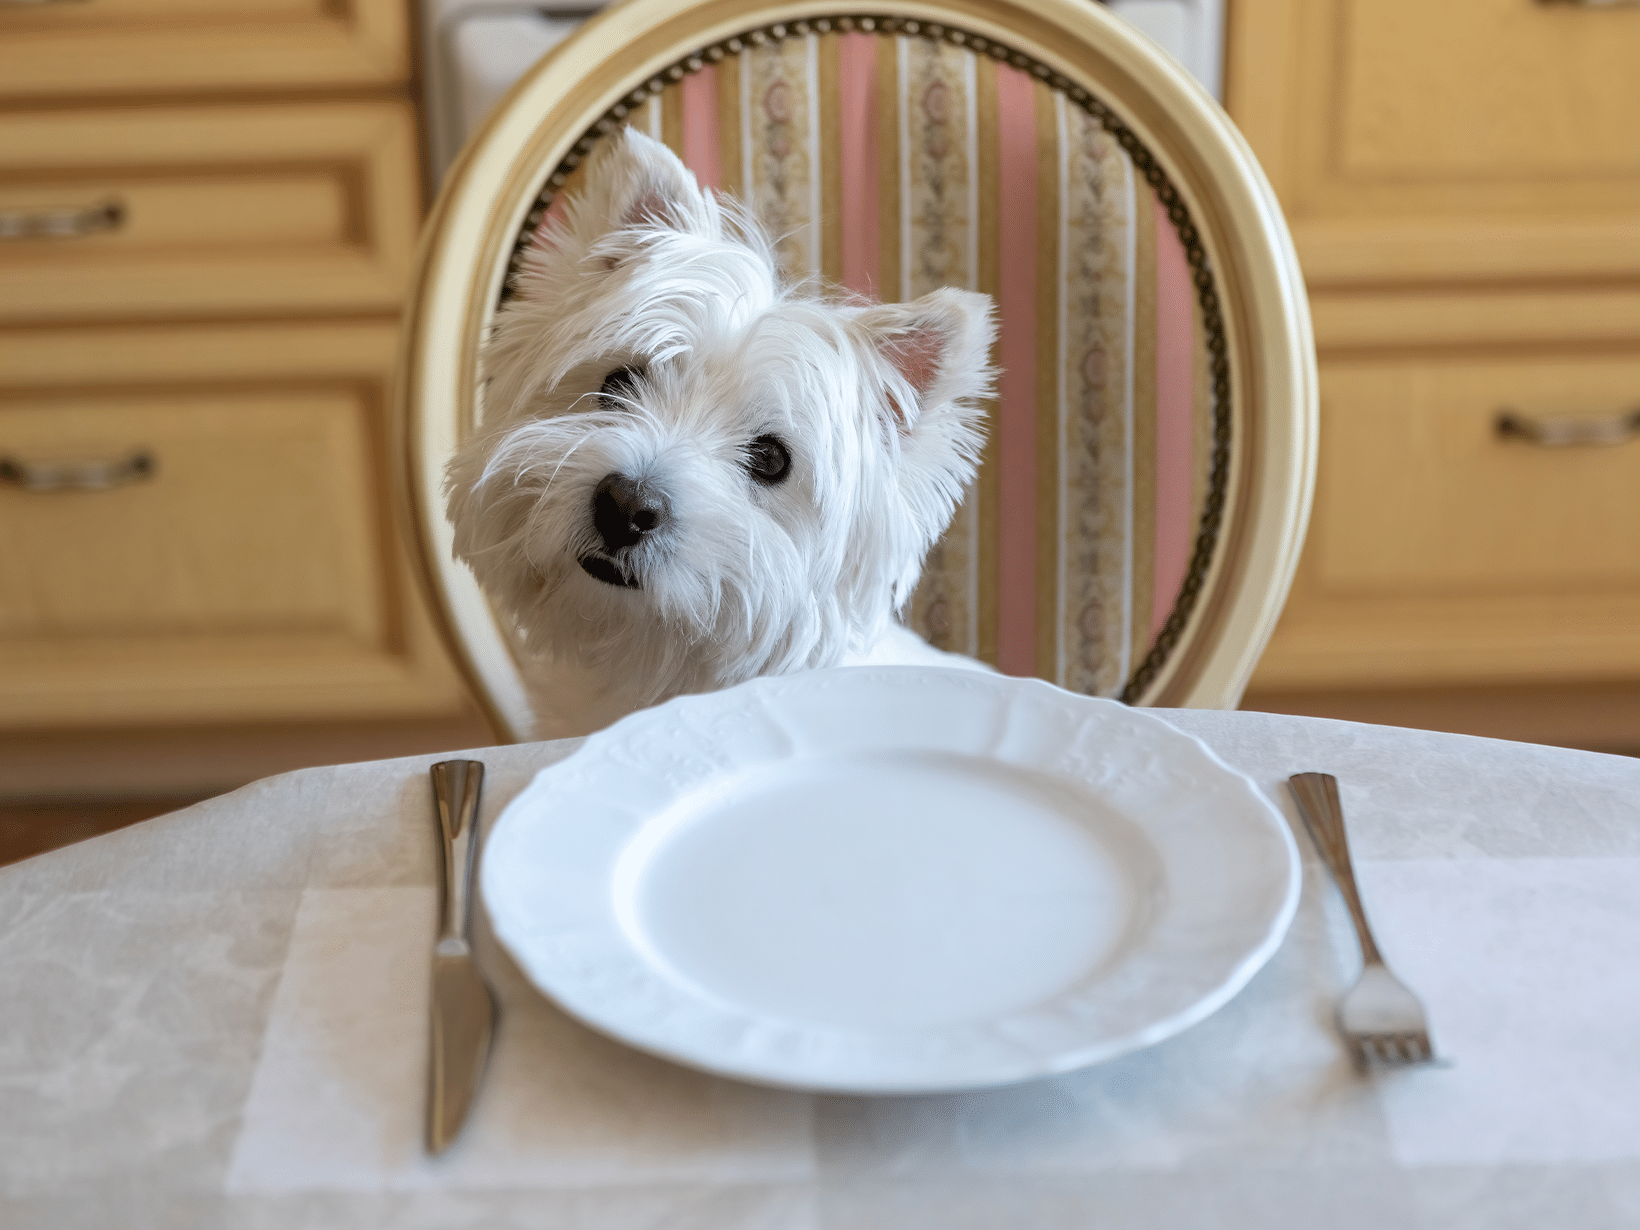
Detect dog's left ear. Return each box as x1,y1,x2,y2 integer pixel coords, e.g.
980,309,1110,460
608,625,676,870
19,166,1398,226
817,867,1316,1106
861,288,996,435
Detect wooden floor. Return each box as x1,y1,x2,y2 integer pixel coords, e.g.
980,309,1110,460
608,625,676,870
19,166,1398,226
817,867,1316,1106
0,794,215,869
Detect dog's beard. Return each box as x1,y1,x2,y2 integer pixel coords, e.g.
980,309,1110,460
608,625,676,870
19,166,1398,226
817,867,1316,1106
531,526,845,708
447,412,853,708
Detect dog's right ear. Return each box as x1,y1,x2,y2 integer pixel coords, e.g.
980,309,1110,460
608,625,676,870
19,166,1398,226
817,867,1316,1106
527,129,715,266
599,128,715,238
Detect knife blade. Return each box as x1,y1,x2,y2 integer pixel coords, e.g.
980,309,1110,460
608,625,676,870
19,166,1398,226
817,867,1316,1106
426,758,498,1155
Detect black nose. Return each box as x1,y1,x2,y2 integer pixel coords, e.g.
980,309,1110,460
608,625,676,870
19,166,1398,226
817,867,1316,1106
592,472,671,552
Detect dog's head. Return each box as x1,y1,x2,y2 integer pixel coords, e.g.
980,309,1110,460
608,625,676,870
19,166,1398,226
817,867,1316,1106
447,129,995,704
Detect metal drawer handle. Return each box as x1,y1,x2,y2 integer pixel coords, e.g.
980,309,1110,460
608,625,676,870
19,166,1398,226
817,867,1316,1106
1495,407,1640,447
0,198,124,240
0,448,155,491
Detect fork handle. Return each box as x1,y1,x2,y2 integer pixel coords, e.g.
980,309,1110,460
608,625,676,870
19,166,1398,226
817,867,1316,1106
1288,773,1384,966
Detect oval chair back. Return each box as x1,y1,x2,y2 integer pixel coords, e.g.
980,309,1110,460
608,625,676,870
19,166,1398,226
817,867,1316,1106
398,0,1317,743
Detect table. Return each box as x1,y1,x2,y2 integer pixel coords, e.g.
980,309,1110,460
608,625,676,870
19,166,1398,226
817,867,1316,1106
4,708,1640,1228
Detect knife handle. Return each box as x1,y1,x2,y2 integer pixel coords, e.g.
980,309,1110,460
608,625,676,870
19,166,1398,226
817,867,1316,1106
431,759,485,951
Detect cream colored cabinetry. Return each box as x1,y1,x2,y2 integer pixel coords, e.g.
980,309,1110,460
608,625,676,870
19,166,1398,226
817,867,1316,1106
1229,0,1640,749
0,102,420,322
0,0,411,99
0,1,486,795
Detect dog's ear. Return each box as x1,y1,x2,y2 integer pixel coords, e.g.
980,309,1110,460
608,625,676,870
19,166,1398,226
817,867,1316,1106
529,128,715,261
602,128,714,236
861,288,996,435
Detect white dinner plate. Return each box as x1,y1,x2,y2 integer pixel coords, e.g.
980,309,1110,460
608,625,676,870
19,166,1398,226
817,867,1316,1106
482,666,1299,1093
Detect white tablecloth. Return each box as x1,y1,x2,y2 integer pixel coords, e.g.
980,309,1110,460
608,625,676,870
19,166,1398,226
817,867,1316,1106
4,707,1639,1228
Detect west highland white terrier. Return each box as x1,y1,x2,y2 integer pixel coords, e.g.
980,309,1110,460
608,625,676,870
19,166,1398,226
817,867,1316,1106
446,129,996,738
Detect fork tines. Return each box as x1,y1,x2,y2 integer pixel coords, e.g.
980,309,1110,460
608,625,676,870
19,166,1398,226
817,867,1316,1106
1352,1031,1434,1068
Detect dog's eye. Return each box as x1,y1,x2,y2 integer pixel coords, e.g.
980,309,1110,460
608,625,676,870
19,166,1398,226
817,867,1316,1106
743,434,791,485
598,365,645,408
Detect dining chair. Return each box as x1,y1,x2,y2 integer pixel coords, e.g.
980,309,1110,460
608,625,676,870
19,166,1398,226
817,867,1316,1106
396,0,1318,743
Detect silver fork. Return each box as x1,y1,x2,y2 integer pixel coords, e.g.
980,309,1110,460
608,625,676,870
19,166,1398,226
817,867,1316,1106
1288,772,1437,1068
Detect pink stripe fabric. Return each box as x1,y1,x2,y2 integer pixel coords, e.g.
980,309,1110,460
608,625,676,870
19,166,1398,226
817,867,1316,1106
1152,195,1194,641
680,66,722,190
838,33,879,297
994,65,1038,677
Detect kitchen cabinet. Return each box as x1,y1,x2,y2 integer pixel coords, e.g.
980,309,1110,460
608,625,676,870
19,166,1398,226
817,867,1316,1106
0,0,411,99
1229,0,1640,749
0,0,487,797
0,102,420,323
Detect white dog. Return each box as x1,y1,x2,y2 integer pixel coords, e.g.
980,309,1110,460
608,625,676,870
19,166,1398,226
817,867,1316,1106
446,129,996,738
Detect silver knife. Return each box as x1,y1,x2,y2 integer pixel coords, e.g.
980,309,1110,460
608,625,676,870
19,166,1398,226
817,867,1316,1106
426,759,498,1155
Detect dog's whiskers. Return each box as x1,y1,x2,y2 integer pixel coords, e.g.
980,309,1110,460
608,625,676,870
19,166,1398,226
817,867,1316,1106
542,434,593,493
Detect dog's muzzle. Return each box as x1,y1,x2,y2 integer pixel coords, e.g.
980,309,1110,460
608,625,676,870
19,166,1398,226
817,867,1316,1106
579,472,671,589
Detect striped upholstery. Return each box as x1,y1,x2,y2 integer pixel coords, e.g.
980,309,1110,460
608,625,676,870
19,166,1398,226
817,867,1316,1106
517,25,1224,702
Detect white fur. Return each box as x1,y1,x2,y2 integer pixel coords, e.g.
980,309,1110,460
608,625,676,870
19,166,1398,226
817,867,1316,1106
446,130,997,738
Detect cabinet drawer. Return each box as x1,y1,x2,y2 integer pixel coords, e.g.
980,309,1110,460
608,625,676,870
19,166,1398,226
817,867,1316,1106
0,0,409,100
1229,0,1640,292
1254,350,1640,689
0,321,463,726
0,102,420,323
2,395,381,641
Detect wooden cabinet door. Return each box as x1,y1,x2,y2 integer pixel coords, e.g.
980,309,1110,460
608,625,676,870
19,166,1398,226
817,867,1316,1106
0,0,410,99
1253,349,1640,689
0,322,466,727
0,101,421,322
1228,0,1640,291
